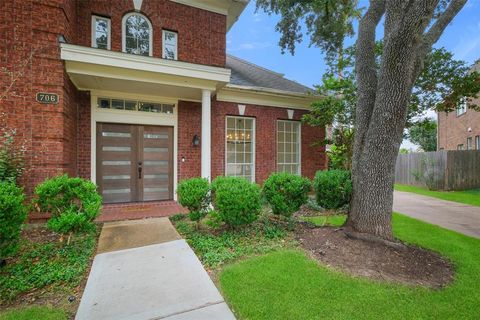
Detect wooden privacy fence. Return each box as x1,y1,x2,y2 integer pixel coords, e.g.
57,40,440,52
395,150,480,191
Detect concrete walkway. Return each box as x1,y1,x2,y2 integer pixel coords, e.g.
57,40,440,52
393,191,480,238
76,218,235,320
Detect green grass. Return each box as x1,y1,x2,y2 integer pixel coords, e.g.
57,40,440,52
395,184,480,207
0,306,66,320
0,228,97,302
220,213,480,319
302,214,347,227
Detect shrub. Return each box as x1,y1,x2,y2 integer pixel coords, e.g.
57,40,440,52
313,170,352,209
262,172,311,217
0,182,27,261
34,175,102,235
0,126,26,183
176,178,210,223
211,176,261,227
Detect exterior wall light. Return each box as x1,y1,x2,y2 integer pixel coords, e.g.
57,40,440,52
192,134,200,146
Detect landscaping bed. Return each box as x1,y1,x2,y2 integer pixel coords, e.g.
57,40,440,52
296,224,454,288
0,224,100,319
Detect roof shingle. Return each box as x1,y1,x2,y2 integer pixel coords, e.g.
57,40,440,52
226,55,313,94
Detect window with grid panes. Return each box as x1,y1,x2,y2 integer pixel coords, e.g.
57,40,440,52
225,117,254,182
277,120,301,174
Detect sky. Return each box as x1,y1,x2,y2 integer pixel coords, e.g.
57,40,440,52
226,1,480,150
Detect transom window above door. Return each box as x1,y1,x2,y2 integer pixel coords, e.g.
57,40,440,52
225,116,255,182
97,98,174,114
122,13,152,56
277,120,301,174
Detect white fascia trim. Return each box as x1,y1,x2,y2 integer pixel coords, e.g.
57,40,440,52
169,0,248,31
170,0,229,15
217,84,322,110
60,44,231,83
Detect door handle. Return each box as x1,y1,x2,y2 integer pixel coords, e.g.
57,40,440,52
138,162,142,179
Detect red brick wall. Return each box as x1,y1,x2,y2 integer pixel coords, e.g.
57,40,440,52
75,0,226,67
438,99,480,150
211,100,327,183
1,0,80,194
177,100,202,181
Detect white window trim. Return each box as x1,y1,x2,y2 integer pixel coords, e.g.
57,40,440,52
121,12,153,56
276,120,302,175
456,97,467,116
224,116,256,182
162,30,178,60
91,15,111,50
90,90,178,200
475,135,480,150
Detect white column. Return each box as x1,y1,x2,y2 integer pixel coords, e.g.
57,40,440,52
201,89,211,181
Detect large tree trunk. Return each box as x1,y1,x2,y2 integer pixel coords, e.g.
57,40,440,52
346,0,467,240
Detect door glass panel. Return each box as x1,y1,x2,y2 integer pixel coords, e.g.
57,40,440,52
103,175,130,180
144,160,168,166
103,188,130,194
144,147,168,152
144,174,168,179
102,146,131,151
102,132,131,137
102,160,131,165
144,133,168,139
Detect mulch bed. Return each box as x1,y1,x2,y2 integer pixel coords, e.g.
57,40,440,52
295,225,454,289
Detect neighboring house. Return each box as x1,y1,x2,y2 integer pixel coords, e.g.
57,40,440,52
437,61,480,151
1,0,326,205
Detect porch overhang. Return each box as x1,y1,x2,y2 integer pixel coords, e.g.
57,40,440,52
61,44,231,101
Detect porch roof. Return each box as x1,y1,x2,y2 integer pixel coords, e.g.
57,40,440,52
61,44,231,101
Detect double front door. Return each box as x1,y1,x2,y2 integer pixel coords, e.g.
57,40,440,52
96,123,174,203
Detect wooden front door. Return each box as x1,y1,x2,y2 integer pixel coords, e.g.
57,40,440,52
96,123,174,204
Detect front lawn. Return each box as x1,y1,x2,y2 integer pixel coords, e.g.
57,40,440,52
219,213,480,319
0,306,66,320
0,225,98,317
395,184,480,207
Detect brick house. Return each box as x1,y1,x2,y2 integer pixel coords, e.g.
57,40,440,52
1,0,326,206
437,62,480,151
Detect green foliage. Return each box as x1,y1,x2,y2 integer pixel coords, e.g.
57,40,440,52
255,1,360,57
34,175,102,234
0,306,66,320
211,177,262,228
219,214,480,319
177,178,210,222
0,182,27,259
302,214,347,227
0,228,96,301
406,118,437,152
173,216,293,268
313,170,352,209
0,126,25,183
169,213,186,222
262,172,311,217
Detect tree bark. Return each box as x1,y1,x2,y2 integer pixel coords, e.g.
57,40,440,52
346,0,467,240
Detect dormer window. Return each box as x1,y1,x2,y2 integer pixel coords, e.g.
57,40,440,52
162,30,178,60
92,15,111,50
122,13,152,56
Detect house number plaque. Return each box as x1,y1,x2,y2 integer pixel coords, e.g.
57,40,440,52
36,92,59,104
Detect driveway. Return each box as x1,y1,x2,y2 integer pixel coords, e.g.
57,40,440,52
393,191,480,238
76,218,235,320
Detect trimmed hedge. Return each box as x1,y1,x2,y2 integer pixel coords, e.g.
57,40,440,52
313,170,352,209
34,175,102,234
0,182,27,260
263,172,311,217
177,177,210,222
211,177,261,227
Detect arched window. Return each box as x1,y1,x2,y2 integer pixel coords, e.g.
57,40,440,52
122,12,152,56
